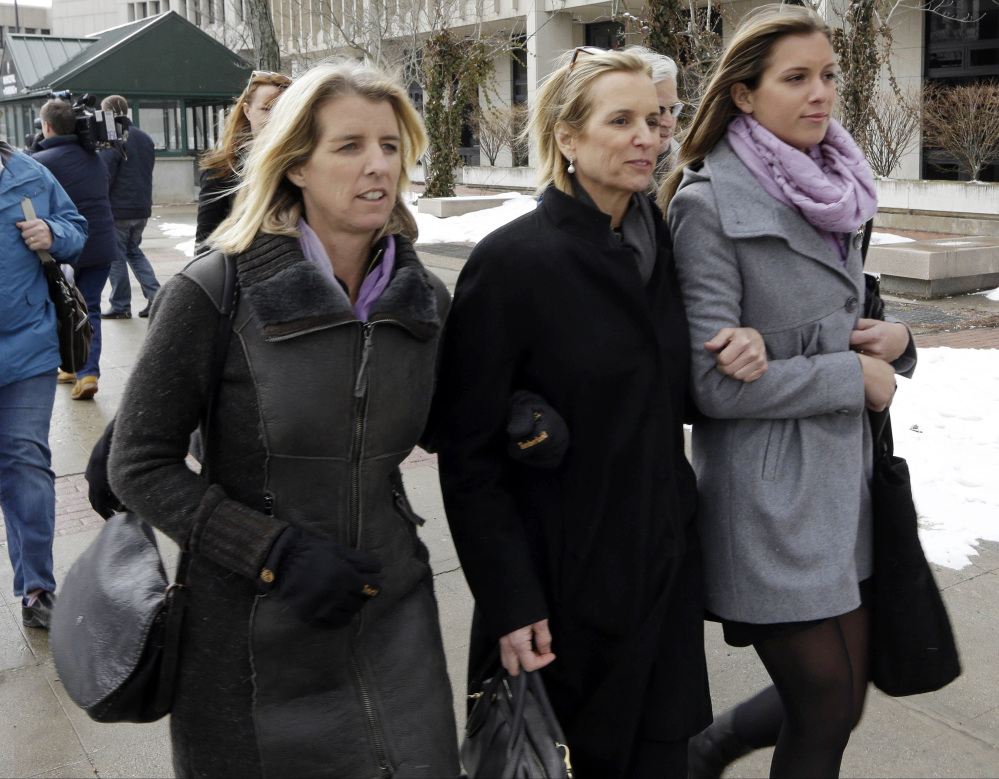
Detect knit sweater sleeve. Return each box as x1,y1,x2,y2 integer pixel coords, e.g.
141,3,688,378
108,272,286,579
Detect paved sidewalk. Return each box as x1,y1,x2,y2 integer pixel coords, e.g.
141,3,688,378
1,205,997,777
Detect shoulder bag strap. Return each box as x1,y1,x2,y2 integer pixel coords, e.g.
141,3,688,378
174,253,239,586
20,197,59,268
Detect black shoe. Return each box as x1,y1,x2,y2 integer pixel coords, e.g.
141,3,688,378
688,709,753,779
138,302,152,318
22,591,56,629
102,309,131,319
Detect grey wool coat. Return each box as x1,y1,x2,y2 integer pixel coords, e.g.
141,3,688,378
109,233,459,779
667,139,916,625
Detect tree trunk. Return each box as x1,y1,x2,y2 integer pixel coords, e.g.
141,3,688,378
246,0,282,71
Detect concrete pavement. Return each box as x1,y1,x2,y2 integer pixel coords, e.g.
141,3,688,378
1,204,997,777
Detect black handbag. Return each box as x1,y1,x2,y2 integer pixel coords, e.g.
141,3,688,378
50,514,188,721
860,220,961,697
462,669,574,779
21,197,93,373
868,414,961,697
50,252,238,723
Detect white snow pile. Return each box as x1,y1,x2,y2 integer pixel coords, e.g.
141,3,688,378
159,222,196,258
869,232,915,245
410,193,538,244
975,286,999,301
892,347,999,569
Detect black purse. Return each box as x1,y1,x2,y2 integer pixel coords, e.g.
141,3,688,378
21,197,93,373
462,669,574,779
50,253,238,722
860,220,961,697
868,414,961,696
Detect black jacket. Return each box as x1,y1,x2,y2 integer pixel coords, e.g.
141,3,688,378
100,118,154,220
196,167,236,247
30,135,116,269
109,234,459,778
434,186,711,777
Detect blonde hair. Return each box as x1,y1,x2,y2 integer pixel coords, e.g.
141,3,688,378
210,61,428,254
658,3,832,211
527,48,652,195
201,71,292,177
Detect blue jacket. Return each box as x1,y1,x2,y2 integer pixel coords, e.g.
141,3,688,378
31,134,117,269
100,118,155,220
0,143,89,388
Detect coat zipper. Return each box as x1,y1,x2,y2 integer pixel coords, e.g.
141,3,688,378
351,653,391,775
348,322,390,775
349,322,374,546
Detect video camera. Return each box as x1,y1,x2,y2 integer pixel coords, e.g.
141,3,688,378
24,91,129,152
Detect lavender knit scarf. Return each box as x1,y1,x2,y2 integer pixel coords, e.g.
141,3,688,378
726,115,877,261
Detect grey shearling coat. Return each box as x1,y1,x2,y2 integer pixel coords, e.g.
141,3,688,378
667,139,916,625
109,233,459,779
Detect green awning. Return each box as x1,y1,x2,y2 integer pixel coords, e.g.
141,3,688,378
1,10,252,103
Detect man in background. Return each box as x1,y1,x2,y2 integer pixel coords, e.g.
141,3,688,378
30,98,117,399
0,137,87,629
99,95,160,319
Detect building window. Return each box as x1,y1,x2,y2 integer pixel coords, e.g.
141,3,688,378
24,28,35,34
138,99,182,152
586,21,625,50
924,0,999,180
186,102,228,154
41,28,50,35
151,1,160,13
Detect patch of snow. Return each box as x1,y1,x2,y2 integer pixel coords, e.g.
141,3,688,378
409,195,538,244
973,286,999,301
892,347,999,569
159,223,196,258
870,232,915,245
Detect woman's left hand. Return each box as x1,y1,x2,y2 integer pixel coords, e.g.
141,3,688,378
850,319,910,364
705,327,769,383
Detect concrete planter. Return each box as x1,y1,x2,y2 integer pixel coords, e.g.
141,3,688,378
875,179,999,237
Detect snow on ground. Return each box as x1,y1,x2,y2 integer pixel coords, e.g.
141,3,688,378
892,347,999,569
410,194,537,244
975,286,999,301
869,232,915,245
159,222,196,258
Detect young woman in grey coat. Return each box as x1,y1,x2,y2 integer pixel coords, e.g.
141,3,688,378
661,6,916,778
109,62,459,779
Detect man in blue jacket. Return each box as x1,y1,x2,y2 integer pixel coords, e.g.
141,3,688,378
99,95,160,318
31,98,118,399
0,138,88,629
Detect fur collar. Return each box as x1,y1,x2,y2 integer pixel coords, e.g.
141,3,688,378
236,232,442,342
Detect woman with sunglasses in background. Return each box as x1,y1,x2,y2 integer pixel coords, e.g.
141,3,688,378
196,70,292,249
662,6,914,777
434,47,767,779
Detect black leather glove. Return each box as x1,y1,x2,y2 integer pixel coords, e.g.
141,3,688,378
85,419,126,519
261,526,382,627
506,391,570,469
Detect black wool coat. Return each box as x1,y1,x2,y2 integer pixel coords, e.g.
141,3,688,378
434,186,712,777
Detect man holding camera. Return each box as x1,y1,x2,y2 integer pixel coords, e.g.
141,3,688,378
98,95,160,319
30,98,117,400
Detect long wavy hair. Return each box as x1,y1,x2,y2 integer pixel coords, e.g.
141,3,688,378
527,48,651,195
200,71,292,177
209,61,428,254
657,3,832,212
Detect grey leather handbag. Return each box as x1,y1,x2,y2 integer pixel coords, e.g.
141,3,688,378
462,669,574,778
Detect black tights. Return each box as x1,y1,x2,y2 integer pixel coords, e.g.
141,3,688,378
731,606,870,778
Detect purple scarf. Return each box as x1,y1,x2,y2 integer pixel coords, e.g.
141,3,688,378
726,115,877,262
298,219,396,322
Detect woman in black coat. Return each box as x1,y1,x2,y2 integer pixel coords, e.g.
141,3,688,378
434,48,768,779
196,70,291,248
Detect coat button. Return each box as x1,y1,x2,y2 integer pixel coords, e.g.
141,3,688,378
845,296,858,313
853,232,864,250
837,408,850,415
